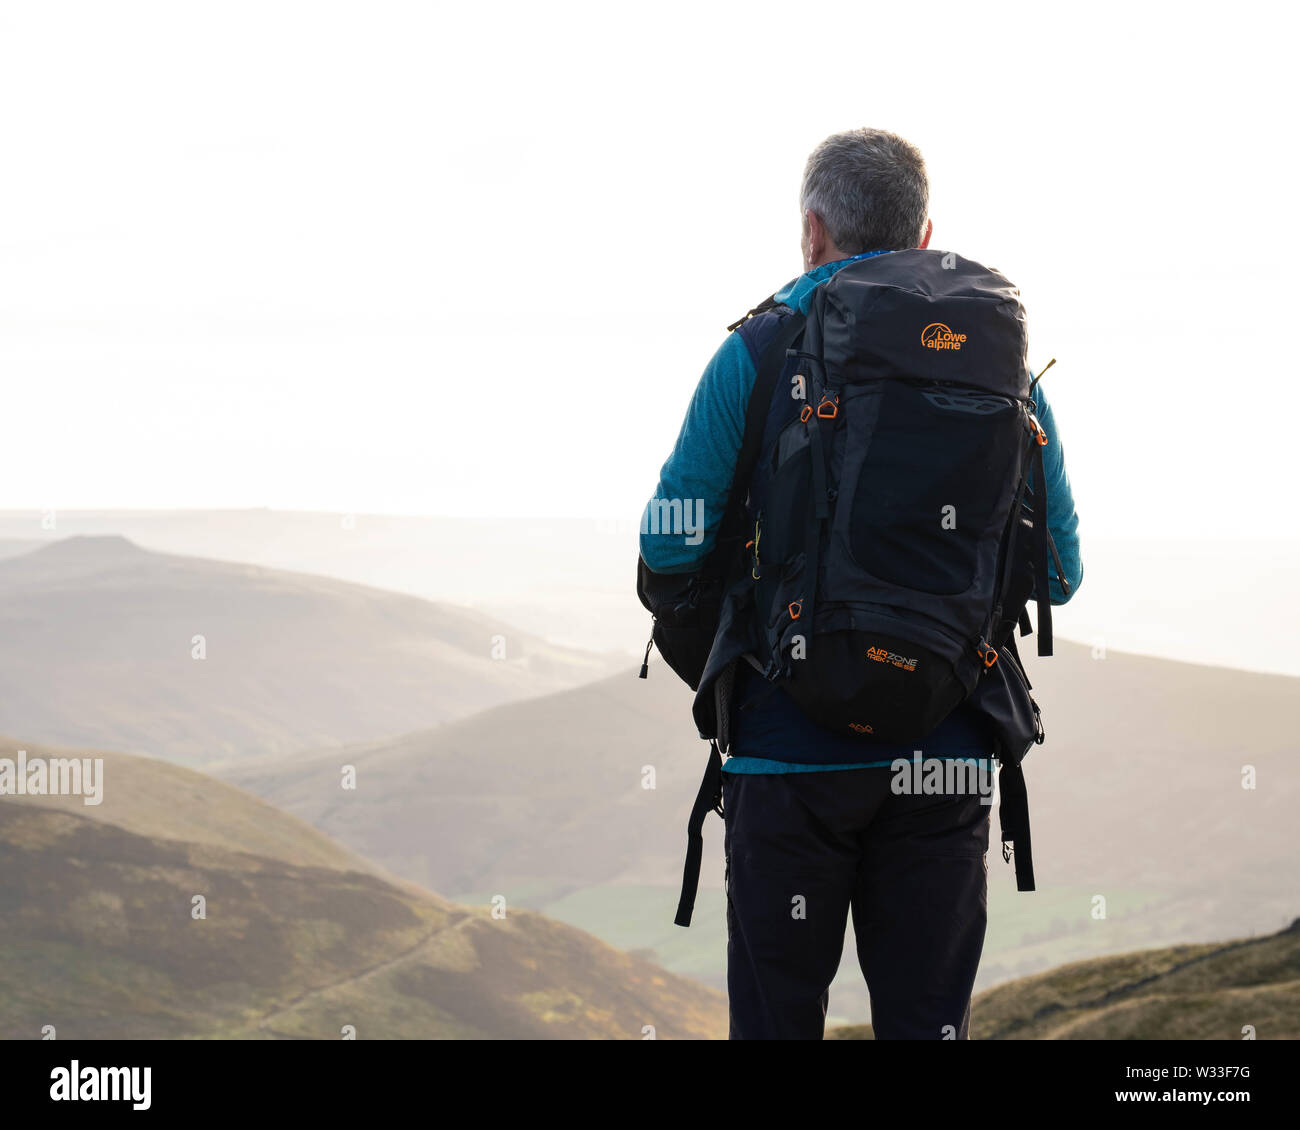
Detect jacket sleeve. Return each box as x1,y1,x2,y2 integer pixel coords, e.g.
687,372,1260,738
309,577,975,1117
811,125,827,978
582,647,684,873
1031,380,1084,604
639,332,756,574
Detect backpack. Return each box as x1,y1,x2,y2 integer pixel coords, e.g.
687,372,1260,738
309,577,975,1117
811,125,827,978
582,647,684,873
747,248,1055,742
641,249,1062,925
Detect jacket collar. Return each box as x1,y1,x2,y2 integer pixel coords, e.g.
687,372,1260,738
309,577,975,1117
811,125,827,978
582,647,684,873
773,248,892,314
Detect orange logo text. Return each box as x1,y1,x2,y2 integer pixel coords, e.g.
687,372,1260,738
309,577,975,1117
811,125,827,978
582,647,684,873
921,322,967,351
867,646,918,672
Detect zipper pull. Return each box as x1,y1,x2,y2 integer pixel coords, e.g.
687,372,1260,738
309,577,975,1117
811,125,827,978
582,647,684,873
638,630,654,679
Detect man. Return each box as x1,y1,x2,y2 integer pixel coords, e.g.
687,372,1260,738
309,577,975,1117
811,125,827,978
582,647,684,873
639,128,1083,1040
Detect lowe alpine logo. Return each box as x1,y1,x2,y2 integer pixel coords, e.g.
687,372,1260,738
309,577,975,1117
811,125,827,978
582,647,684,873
921,322,967,351
867,646,918,672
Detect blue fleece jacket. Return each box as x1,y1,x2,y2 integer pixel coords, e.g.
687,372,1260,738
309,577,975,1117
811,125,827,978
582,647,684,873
641,251,1083,773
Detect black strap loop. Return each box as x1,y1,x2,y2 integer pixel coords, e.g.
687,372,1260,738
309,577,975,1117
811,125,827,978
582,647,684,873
998,761,1036,891
674,741,724,927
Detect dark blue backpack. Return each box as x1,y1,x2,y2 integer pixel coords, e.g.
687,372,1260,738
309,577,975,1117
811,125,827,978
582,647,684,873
745,248,1055,741
641,249,1064,924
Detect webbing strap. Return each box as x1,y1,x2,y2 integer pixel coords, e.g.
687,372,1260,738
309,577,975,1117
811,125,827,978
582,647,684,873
998,762,1036,891
1029,442,1053,657
674,741,724,927
796,403,832,652
991,432,1034,646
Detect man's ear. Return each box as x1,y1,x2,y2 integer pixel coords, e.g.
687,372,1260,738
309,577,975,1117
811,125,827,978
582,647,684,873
919,218,933,250
804,209,826,267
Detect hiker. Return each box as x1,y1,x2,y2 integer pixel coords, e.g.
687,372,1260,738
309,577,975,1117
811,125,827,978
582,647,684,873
637,128,1083,1040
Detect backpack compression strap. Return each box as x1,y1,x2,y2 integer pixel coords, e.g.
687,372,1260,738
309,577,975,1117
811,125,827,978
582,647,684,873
1029,441,1053,656
674,309,808,929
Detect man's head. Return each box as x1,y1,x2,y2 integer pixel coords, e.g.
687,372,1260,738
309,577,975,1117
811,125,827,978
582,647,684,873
799,128,932,271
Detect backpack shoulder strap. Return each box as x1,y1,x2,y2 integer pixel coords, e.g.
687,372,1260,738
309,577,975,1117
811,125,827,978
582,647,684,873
675,308,807,929
702,308,807,581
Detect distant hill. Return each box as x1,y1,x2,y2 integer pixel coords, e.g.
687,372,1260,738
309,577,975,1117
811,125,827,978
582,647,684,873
828,920,1300,1039
0,537,619,766
223,660,707,900
0,537,40,561
2,737,381,876
1,512,1296,676
0,509,640,655
223,641,1299,1023
0,751,725,1040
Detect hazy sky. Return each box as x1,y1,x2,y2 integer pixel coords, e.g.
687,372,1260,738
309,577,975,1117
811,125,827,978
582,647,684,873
2,1,1294,542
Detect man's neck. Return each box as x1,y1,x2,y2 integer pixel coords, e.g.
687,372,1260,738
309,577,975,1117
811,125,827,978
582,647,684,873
807,249,848,271
808,247,882,273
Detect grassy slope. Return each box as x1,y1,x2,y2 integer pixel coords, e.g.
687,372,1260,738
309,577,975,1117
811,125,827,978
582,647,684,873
0,740,726,1040
827,920,1300,1040
0,800,725,1040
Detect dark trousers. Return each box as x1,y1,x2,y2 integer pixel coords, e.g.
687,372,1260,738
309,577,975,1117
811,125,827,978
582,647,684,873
723,767,990,1040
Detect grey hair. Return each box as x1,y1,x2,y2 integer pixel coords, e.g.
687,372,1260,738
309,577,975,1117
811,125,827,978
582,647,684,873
799,128,930,254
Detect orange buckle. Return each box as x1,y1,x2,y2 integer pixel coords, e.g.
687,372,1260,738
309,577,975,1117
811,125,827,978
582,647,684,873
1029,413,1048,446
788,600,802,620
816,395,839,419
800,404,813,422
979,644,999,669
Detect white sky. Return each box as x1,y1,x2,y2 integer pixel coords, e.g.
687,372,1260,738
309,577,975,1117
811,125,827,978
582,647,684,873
2,1,1296,541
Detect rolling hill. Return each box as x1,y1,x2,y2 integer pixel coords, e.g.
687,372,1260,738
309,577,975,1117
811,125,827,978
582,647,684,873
1,737,382,875
223,641,1299,1023
0,746,726,1040
827,919,1300,1039
0,509,639,655
0,536,618,767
